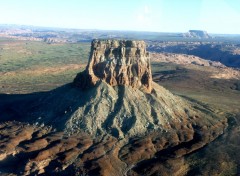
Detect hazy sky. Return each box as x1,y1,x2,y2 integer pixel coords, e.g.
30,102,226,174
0,0,240,34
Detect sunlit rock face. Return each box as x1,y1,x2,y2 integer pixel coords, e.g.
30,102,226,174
74,39,152,93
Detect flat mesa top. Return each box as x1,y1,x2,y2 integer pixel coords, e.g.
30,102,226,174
91,39,147,49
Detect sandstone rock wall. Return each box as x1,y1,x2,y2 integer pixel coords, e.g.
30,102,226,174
74,40,152,93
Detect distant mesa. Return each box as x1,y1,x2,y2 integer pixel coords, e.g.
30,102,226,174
184,30,212,39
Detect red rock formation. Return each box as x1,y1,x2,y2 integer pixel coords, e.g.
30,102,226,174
74,40,152,93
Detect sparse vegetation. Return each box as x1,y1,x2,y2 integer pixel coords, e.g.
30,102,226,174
0,34,240,175
0,38,90,93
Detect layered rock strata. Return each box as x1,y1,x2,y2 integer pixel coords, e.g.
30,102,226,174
74,40,152,93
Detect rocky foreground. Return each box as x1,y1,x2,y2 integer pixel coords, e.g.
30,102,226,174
0,40,229,175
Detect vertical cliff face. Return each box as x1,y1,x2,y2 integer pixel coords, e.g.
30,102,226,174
74,40,152,93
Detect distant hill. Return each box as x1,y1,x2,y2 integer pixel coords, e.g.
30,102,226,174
184,30,212,39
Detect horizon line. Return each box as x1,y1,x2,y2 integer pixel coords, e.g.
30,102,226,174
1,23,240,36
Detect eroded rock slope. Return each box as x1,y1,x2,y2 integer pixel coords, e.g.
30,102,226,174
0,40,228,176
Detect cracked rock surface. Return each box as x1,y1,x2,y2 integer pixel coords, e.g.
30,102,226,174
74,40,152,93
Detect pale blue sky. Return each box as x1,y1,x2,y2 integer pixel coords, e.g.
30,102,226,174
0,0,240,34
